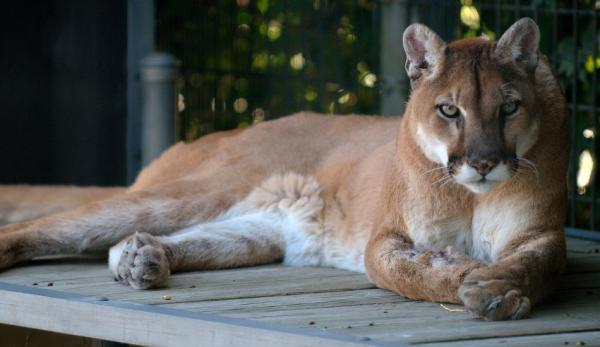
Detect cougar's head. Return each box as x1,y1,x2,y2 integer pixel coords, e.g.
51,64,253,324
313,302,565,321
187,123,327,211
403,18,541,194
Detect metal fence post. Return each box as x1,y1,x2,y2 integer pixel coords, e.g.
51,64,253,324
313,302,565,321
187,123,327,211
140,52,179,167
380,0,411,117
127,0,155,183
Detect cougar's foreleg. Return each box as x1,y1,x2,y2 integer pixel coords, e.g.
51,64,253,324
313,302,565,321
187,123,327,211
364,229,484,304
458,231,565,320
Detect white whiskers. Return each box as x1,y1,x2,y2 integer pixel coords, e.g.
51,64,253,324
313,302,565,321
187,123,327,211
431,172,454,188
420,165,455,189
420,166,447,178
516,157,540,184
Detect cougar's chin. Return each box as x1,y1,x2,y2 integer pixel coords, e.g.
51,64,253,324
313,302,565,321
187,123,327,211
461,180,501,194
452,163,513,194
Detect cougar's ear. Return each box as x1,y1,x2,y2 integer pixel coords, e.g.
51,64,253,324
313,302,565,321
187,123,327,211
403,24,447,83
495,18,540,73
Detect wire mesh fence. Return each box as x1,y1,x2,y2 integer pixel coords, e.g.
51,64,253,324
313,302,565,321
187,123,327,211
156,0,599,232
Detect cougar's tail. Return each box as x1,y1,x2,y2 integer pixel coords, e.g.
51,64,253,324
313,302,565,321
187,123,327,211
0,185,126,225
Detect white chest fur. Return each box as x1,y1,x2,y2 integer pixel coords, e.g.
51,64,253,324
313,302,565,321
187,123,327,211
406,213,471,254
471,196,531,262
405,194,530,262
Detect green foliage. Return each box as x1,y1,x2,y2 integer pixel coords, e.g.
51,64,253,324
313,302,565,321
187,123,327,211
157,0,381,140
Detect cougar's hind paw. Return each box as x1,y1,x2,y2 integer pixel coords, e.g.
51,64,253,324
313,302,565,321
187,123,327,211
109,232,170,289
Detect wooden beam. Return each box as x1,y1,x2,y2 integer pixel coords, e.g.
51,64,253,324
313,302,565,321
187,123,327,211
0,282,400,347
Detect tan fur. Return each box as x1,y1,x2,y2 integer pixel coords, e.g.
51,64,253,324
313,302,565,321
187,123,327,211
0,186,124,225
0,19,568,320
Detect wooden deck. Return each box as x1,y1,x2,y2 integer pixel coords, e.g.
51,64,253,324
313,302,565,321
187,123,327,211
0,237,598,347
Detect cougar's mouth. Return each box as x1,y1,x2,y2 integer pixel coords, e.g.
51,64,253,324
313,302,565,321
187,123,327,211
463,178,501,194
445,156,515,194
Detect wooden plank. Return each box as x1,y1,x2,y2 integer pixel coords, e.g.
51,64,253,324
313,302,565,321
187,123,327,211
3,261,595,308
158,285,598,318
160,288,407,314
566,228,600,242
566,237,600,274
566,237,600,253
0,263,375,305
0,282,399,347
160,288,598,345
416,331,600,347
249,304,600,344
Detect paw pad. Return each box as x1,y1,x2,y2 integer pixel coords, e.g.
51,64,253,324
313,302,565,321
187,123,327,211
112,233,170,289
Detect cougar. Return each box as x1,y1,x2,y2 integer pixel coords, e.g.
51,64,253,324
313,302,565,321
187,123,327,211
0,18,568,321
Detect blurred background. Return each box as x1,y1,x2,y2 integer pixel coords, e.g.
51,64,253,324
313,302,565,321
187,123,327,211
0,0,598,232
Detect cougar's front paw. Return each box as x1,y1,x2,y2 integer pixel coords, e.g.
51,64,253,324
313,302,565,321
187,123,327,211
458,277,531,321
109,233,170,289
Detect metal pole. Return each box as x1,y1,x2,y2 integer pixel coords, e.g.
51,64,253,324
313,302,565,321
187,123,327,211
380,0,409,117
127,0,155,183
140,52,179,167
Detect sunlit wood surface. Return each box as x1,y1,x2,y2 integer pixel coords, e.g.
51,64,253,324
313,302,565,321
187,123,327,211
0,237,598,347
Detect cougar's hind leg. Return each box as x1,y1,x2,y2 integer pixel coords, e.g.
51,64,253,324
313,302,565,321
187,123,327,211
0,179,246,269
0,185,125,225
109,212,286,289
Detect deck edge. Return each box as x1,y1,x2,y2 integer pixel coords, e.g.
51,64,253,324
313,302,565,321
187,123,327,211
0,281,405,347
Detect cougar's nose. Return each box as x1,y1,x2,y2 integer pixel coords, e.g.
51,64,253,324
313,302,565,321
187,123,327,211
468,159,497,176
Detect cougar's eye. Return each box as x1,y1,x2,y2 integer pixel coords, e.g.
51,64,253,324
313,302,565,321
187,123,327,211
437,104,460,119
500,100,519,117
